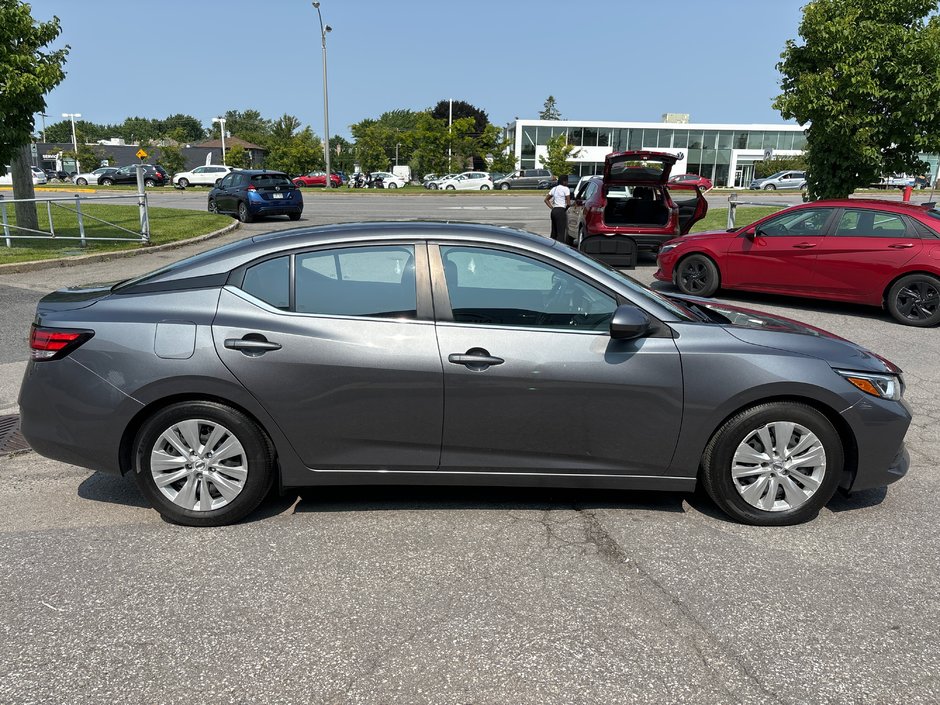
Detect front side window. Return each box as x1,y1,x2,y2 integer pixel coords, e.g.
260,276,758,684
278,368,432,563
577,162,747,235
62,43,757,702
440,246,616,331
295,245,416,318
218,174,235,188
757,208,833,237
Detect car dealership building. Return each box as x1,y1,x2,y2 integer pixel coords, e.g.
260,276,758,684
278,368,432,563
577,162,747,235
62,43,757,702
507,118,940,188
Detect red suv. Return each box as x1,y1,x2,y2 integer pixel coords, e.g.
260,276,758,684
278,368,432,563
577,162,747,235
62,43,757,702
568,151,708,266
654,199,940,326
292,171,342,188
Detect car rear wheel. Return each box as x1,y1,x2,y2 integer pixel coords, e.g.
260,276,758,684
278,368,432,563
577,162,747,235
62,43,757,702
288,212,301,221
388,182,398,189
75,177,88,186
445,185,456,190
238,201,253,223
500,183,510,190
133,401,274,527
763,184,776,191
178,178,189,188
675,254,720,297
701,402,843,526
100,178,113,186
480,184,490,190
887,273,940,327
144,178,156,187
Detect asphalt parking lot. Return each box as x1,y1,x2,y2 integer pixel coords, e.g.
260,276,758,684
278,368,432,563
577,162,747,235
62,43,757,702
1,193,938,705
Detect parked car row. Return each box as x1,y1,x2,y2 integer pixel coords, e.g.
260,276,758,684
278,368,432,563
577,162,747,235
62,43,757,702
0,166,49,186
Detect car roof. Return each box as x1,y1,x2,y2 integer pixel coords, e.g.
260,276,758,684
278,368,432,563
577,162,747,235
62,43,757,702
805,198,934,214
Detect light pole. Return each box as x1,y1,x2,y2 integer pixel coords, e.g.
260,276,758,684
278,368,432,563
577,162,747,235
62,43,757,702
62,112,81,172
312,2,332,187
212,117,227,165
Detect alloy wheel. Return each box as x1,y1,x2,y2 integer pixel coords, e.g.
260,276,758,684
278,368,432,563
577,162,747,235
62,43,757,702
895,280,939,322
149,419,248,512
679,260,711,293
731,421,826,512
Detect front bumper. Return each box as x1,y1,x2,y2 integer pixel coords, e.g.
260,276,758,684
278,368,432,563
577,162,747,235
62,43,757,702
840,396,912,492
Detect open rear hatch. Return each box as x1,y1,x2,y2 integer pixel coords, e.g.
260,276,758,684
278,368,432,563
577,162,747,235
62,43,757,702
604,151,678,185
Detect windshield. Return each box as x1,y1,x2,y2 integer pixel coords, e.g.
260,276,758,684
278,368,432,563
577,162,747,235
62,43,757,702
562,246,697,321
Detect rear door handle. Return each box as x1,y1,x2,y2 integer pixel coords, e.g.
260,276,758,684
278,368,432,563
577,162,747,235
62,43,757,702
792,242,817,249
224,336,282,355
888,243,915,249
448,348,504,370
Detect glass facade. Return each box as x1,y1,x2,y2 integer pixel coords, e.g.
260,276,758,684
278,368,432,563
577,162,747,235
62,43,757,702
515,121,811,186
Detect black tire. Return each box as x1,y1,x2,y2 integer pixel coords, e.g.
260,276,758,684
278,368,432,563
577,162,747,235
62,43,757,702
75,177,88,186
387,182,398,189
445,184,456,190
288,212,301,221
133,401,275,527
430,184,438,190
144,178,156,187
480,184,490,190
763,184,776,190
178,178,189,188
886,273,940,327
700,402,843,526
100,178,113,186
675,254,720,297
208,198,218,214
500,183,510,190
294,180,305,188
237,201,253,223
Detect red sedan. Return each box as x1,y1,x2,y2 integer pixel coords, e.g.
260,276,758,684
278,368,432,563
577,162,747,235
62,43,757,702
292,171,341,188
654,199,940,326
669,173,713,190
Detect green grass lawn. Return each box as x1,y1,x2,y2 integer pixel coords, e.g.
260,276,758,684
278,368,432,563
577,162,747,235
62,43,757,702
0,203,231,265
690,206,782,233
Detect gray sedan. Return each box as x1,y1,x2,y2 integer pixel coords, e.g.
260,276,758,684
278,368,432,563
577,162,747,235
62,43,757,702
19,222,911,527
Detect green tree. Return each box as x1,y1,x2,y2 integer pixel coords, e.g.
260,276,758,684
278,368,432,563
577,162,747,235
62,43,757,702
539,133,581,176
270,113,302,145
162,114,205,143
121,116,164,144
157,130,188,176
1,0,68,231
353,122,391,172
539,95,561,120
479,124,516,174
329,135,355,173
406,112,450,178
266,127,324,176
774,0,940,199
225,144,249,168
216,109,271,146
430,100,488,136
43,120,73,143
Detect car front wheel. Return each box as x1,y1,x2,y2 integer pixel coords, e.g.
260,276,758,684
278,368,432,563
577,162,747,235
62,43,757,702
75,177,88,186
763,184,776,190
887,273,940,326
675,254,720,297
133,401,275,526
500,183,510,190
178,178,189,188
700,402,843,526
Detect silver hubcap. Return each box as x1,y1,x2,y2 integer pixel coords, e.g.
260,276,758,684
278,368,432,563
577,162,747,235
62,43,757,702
731,421,826,512
149,419,248,512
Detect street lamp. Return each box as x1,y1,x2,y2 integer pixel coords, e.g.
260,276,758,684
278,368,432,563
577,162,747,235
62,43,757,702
312,2,332,187
212,117,227,165
62,112,81,172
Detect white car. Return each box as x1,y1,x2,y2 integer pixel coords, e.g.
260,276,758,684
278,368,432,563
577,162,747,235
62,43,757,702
438,171,493,191
173,165,233,188
0,166,47,186
73,167,117,186
425,173,458,190
371,171,406,189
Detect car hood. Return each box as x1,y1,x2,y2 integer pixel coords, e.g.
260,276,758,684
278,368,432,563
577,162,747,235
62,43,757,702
668,294,901,375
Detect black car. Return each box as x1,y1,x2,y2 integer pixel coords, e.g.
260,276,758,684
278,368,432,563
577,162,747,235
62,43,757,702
43,169,72,182
99,164,169,187
208,170,303,223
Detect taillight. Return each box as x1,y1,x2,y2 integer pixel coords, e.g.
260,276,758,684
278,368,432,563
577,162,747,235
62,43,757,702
247,184,256,191
29,326,94,361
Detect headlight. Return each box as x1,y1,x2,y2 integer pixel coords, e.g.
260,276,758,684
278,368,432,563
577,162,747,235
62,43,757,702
835,369,904,401
659,244,679,255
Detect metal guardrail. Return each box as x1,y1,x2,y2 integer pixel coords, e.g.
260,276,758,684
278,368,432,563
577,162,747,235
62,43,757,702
726,192,789,229
0,164,151,247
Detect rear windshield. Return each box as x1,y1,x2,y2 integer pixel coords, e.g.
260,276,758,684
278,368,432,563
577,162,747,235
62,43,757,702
252,174,292,187
609,159,666,180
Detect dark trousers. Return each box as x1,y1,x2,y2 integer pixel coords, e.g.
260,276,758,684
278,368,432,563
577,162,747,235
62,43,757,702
550,207,568,242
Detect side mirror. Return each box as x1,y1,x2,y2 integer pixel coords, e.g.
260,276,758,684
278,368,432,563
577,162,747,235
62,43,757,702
609,304,653,340
744,228,757,239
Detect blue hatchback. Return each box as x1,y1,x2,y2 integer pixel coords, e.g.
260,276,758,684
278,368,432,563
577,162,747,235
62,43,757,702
208,170,303,223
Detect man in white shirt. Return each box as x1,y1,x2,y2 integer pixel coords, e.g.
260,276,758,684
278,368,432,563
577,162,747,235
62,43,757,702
544,175,571,243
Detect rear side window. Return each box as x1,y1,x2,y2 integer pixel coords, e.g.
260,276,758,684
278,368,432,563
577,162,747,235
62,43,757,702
834,209,908,238
242,256,290,309
295,245,416,318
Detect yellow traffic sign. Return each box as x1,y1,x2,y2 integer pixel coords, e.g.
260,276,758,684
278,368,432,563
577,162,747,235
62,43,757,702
136,148,148,159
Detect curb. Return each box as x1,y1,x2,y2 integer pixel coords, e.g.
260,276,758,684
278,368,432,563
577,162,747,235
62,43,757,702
0,220,240,275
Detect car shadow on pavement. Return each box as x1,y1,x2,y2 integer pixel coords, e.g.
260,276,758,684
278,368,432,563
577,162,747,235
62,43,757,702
287,484,688,516
78,470,150,509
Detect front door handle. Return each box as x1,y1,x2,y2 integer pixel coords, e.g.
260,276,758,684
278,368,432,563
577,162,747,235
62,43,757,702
224,336,282,356
792,242,817,249
888,243,915,249
448,348,504,371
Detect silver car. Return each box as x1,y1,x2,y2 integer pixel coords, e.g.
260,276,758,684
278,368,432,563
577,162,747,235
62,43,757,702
750,170,807,190
19,222,911,527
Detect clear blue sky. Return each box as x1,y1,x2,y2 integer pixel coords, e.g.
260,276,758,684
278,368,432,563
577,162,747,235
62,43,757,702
30,0,806,138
